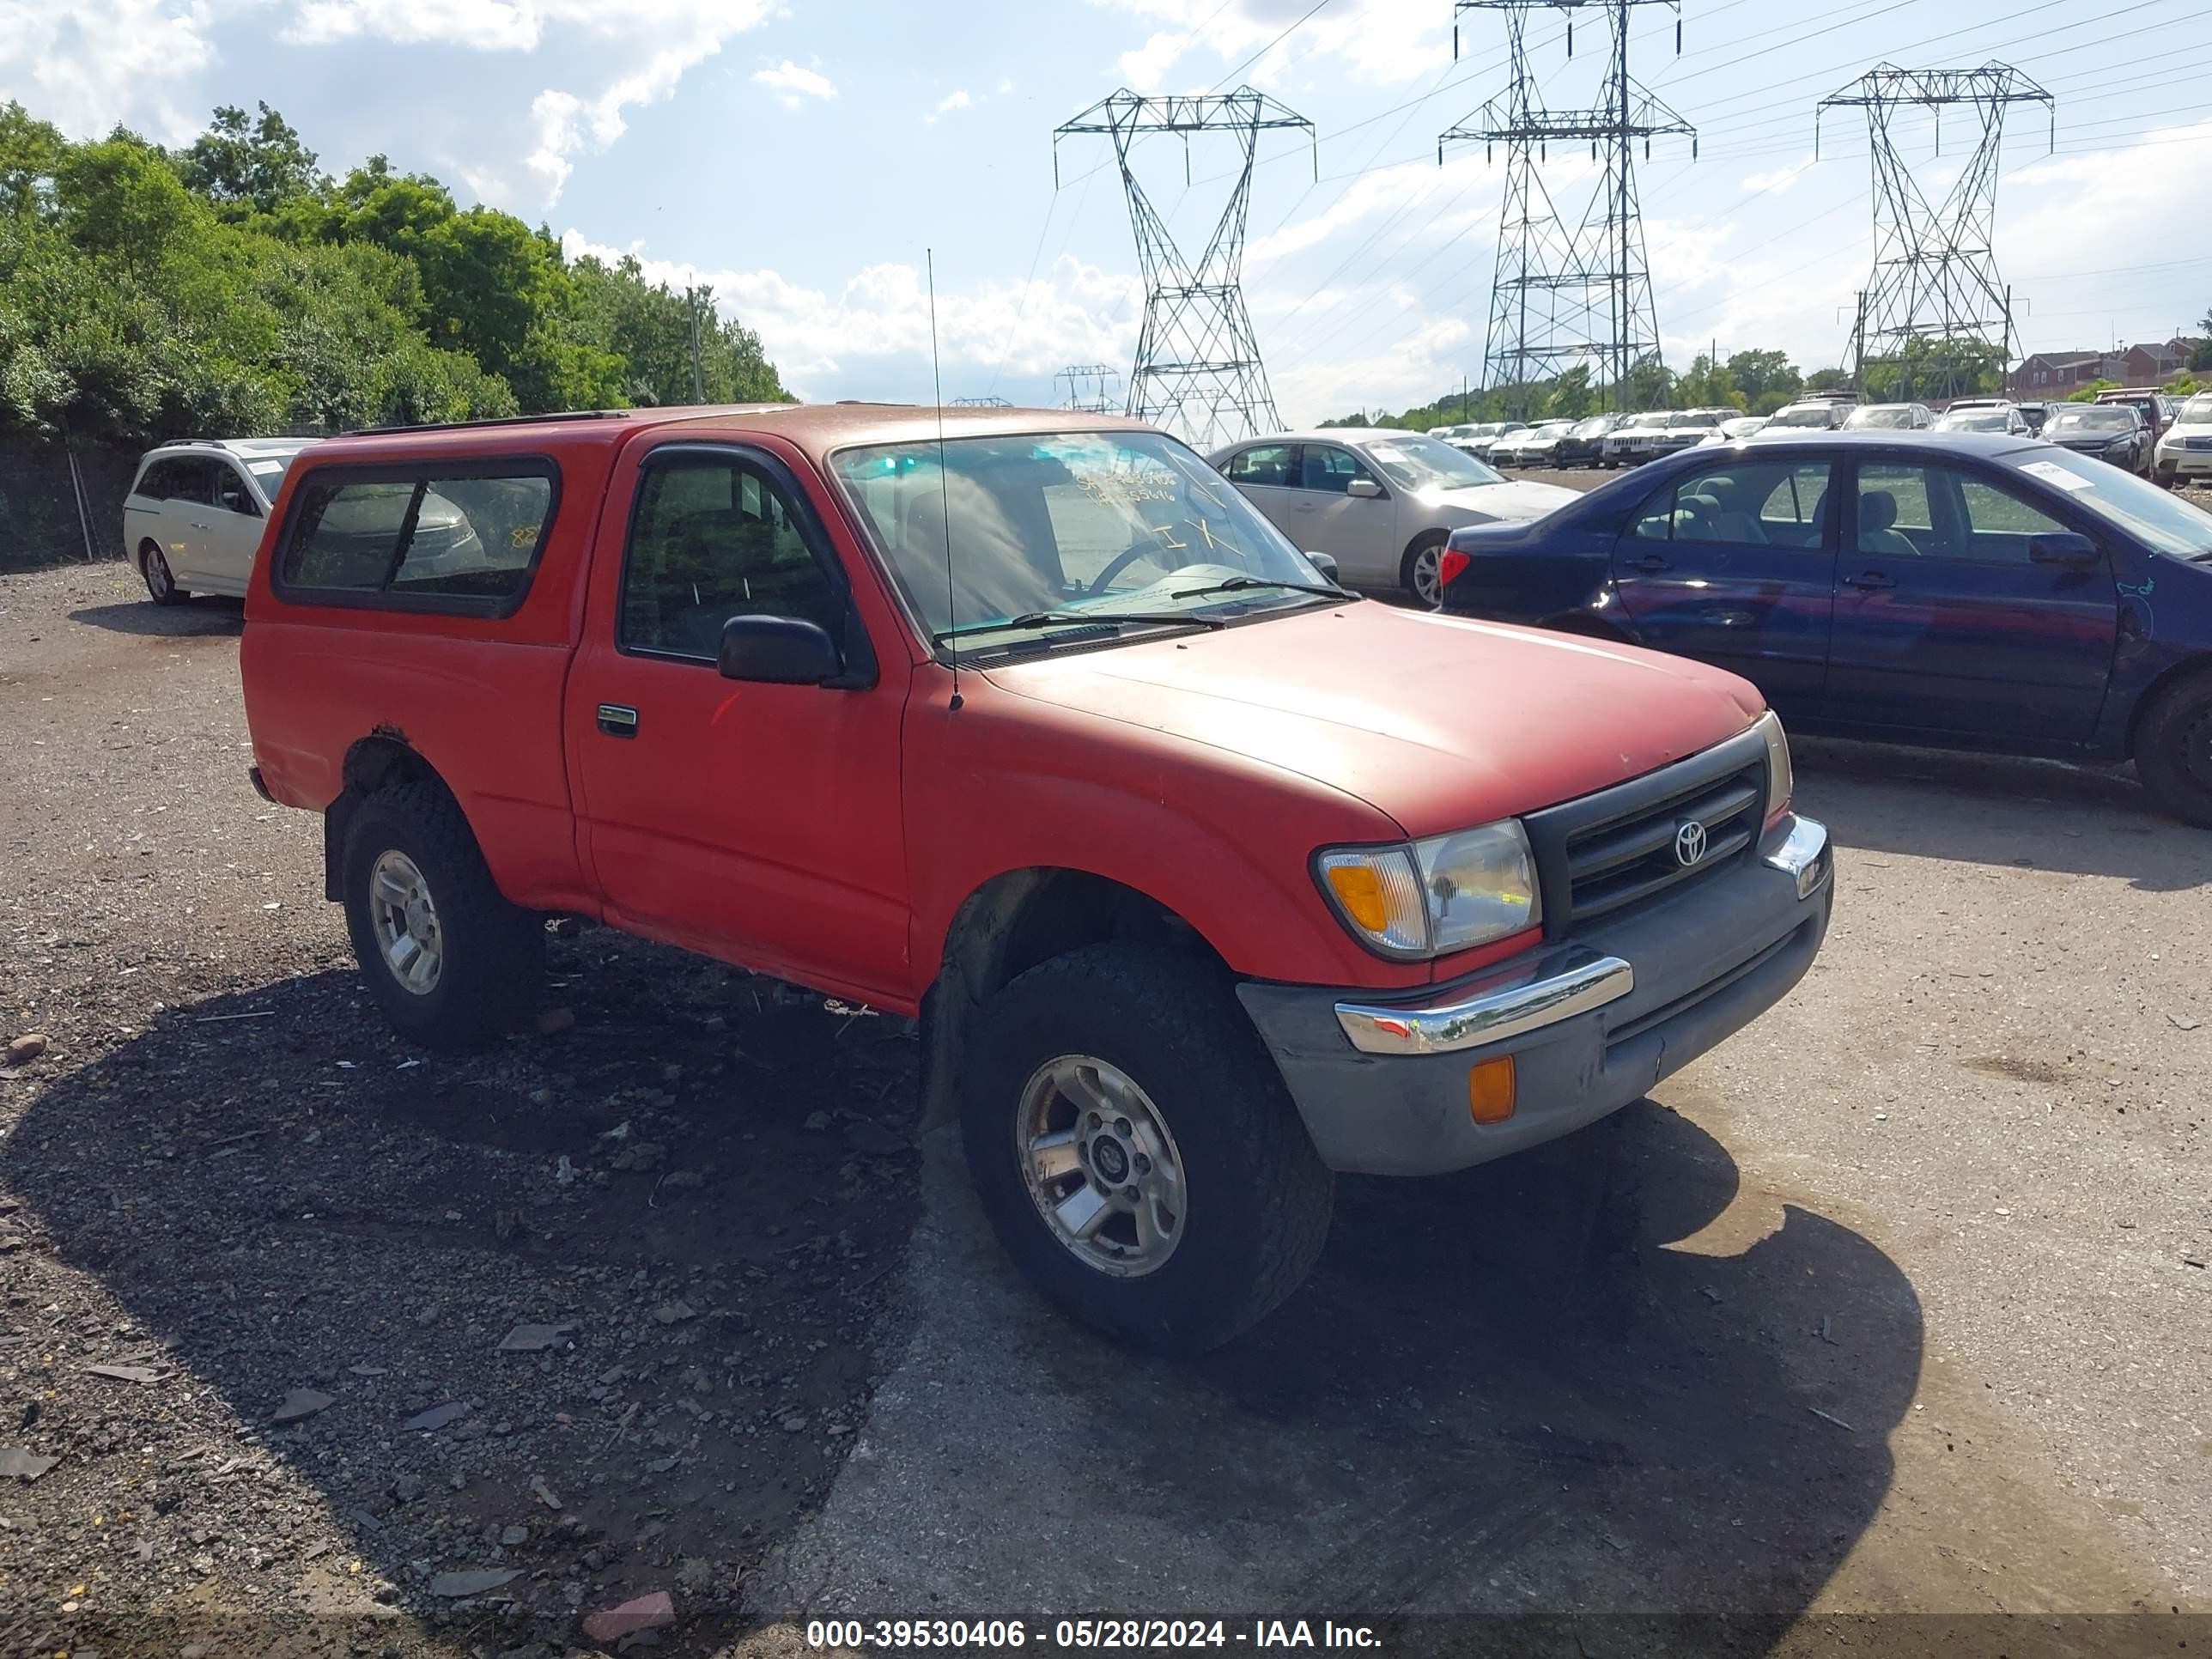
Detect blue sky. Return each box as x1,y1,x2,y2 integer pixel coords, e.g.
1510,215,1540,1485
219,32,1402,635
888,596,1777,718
5,0,2209,427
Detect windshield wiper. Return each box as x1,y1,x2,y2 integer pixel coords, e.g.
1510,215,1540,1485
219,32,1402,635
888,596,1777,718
1168,575,1355,602
933,610,1226,645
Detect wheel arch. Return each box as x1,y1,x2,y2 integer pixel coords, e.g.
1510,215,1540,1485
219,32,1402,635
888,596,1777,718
2124,653,2212,760
917,866,1236,1131
323,731,453,901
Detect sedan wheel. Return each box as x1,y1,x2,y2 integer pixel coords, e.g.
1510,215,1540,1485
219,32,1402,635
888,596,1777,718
1404,538,1446,610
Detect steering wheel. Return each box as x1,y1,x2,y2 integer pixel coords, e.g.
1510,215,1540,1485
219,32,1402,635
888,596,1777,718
1080,538,1181,599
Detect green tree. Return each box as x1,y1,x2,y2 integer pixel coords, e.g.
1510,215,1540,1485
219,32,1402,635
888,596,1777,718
0,102,65,222
1726,348,1802,414
1806,366,1852,394
1674,353,1745,411
176,102,325,217
1543,364,1595,419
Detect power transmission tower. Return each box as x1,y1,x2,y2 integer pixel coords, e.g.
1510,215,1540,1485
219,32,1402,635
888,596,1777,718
1056,88,1315,448
1442,1,1694,418
951,396,1013,408
1819,64,2053,402
1055,363,1121,414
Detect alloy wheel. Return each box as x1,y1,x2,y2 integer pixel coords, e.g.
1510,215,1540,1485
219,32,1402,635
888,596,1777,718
368,849,443,995
1015,1054,1188,1278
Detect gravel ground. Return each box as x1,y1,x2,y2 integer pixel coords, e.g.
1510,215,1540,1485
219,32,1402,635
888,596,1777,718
4,556,2211,1657
0,565,917,1655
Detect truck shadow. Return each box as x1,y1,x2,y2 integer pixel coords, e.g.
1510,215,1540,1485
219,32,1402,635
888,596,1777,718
67,596,245,637
0,942,921,1650
1011,1104,1922,1642
1793,736,2204,891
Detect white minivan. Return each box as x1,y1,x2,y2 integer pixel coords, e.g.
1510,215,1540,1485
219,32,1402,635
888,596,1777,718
122,439,318,604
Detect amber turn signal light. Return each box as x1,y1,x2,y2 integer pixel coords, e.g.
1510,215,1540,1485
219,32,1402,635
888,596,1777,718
1467,1054,1516,1124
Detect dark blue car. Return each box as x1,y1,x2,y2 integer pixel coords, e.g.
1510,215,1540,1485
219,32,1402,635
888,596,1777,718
1438,431,2212,823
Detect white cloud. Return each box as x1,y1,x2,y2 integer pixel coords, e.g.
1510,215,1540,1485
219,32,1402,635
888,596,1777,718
1740,156,1814,198
1097,0,1449,92
561,228,1143,400
752,58,836,106
935,88,972,114
1118,29,1191,89
0,0,221,142
276,0,776,208
997,76,1015,95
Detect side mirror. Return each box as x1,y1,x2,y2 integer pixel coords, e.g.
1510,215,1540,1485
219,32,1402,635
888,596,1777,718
718,613,843,684
1304,551,1341,583
2027,532,2100,568
1346,477,1383,499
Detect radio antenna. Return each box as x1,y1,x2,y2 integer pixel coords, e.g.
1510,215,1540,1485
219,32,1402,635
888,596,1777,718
927,247,961,712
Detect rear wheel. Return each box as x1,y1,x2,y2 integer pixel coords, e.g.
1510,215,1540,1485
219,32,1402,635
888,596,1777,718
963,945,1334,1354
1401,532,1449,610
2135,672,2212,828
340,781,544,1048
140,542,184,606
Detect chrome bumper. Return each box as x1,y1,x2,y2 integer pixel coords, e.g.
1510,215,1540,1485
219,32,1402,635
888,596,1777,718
1334,816,1830,1059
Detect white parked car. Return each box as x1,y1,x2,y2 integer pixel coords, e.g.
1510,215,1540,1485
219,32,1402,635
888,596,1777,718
1208,428,1579,607
1842,401,1934,431
1490,420,1578,468
2154,390,2212,489
1697,415,1770,446
1749,398,1856,439
123,438,318,603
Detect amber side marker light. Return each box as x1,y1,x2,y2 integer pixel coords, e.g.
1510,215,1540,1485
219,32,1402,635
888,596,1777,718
1468,1055,1516,1124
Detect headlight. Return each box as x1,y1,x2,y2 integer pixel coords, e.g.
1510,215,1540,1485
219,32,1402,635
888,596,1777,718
1755,708,1793,825
1316,821,1541,960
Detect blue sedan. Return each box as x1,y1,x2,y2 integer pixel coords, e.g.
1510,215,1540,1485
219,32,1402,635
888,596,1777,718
1437,431,2212,823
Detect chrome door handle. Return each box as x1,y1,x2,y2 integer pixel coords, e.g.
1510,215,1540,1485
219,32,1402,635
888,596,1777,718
189,520,212,530
596,703,640,738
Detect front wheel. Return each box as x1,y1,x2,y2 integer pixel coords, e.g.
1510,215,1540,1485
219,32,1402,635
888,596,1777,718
2136,673,2212,828
340,781,545,1048
140,543,185,606
1401,533,1449,610
963,945,1334,1354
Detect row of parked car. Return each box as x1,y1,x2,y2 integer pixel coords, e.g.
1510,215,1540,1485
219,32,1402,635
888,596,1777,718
1431,387,2212,486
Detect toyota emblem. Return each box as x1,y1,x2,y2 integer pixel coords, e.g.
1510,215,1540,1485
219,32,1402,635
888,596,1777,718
1674,819,1708,867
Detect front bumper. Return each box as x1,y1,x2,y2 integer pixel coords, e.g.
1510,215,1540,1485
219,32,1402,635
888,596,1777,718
1237,815,1832,1176
2157,444,2212,477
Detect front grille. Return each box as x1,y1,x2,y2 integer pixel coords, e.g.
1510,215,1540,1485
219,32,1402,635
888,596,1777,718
1522,726,1769,935
2187,436,2212,451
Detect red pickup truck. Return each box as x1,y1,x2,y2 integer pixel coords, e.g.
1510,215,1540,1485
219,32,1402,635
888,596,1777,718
241,404,1832,1352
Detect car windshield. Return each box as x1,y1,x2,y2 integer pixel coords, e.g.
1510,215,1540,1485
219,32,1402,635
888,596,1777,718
831,429,1338,659
2047,407,2136,434
1531,422,1575,437
2181,394,2212,423
239,451,303,487
1571,416,1614,437
1936,410,2010,432
1361,434,1503,490
2008,450,2212,559
1844,405,1917,428
1770,405,1838,427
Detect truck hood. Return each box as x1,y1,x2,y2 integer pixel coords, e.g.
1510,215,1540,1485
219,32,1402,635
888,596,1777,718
980,601,1765,838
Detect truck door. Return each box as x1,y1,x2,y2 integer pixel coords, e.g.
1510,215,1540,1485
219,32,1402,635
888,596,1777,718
567,438,915,1007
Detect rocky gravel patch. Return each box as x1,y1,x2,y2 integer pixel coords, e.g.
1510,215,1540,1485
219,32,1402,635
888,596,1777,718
0,563,920,1656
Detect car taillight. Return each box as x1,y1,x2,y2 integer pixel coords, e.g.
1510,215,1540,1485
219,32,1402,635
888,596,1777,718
1437,547,1471,590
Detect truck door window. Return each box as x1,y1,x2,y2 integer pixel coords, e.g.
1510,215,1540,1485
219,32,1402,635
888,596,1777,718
622,453,842,660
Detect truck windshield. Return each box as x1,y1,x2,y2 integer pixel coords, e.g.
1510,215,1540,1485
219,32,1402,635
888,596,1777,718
831,430,1342,658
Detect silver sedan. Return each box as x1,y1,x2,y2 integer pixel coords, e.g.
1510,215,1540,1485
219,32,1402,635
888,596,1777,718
1207,428,1580,606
